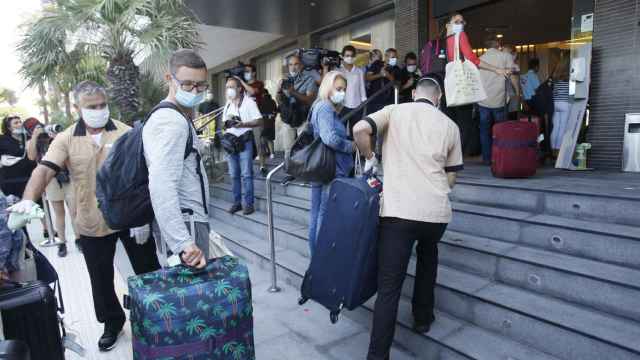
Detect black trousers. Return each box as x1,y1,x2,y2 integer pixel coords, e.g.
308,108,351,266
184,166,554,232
79,231,160,330
367,217,447,360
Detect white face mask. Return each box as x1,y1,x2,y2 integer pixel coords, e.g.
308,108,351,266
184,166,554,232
407,65,417,73
343,56,355,65
244,72,253,82
388,57,397,67
289,70,298,78
452,23,464,34
226,88,237,100
330,90,346,105
82,106,110,129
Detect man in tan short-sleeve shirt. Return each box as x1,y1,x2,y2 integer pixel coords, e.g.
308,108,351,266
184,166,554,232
353,77,463,360
8,81,160,352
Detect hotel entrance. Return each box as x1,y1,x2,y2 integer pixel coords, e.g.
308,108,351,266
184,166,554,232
430,0,595,169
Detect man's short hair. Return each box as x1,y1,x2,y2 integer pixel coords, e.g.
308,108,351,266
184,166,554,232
415,76,442,99
385,48,397,55
405,52,418,62
169,49,207,75
245,63,257,73
342,45,357,56
286,54,301,65
528,58,540,69
73,80,107,105
484,38,499,49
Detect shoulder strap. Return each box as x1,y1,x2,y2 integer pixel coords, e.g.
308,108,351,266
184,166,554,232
146,101,207,215
145,101,194,160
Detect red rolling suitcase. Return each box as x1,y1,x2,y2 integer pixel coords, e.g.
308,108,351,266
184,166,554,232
491,120,539,178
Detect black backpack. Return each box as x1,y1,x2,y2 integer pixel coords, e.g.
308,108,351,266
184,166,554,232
96,101,206,230
531,78,555,117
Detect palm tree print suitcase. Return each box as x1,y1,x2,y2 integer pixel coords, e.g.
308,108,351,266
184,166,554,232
128,256,255,360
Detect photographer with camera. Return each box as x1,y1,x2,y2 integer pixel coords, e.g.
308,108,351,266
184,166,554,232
23,118,70,257
366,48,402,113
222,76,263,215
278,54,319,184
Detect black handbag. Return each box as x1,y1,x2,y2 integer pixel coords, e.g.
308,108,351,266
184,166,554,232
221,133,244,155
284,120,336,184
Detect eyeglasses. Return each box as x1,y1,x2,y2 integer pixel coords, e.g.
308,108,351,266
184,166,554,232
172,75,210,92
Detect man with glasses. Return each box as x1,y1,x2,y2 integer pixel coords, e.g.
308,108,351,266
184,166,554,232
143,49,211,271
9,80,161,351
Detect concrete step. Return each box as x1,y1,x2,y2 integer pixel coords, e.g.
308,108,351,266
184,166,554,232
213,182,640,323
209,197,640,360
248,160,640,227
218,175,640,271
211,218,561,360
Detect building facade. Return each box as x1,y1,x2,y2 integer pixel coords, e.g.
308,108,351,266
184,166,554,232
189,0,640,170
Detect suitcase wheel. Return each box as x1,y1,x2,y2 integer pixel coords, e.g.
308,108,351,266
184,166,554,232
298,296,309,306
330,310,340,324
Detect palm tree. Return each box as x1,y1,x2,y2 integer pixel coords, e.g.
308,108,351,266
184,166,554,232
142,292,164,311
227,288,242,315
214,280,232,297
17,0,201,124
157,302,177,332
185,317,206,336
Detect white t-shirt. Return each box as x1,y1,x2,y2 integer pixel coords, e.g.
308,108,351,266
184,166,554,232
222,96,263,137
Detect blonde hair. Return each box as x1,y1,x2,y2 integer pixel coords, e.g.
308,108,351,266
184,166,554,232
317,71,347,102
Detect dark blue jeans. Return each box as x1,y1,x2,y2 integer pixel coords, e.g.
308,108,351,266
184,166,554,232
308,183,330,257
478,106,506,162
227,139,254,207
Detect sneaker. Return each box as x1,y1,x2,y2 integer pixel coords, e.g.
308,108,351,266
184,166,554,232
260,167,268,177
270,154,275,159
228,204,242,214
412,318,434,334
98,328,123,352
242,205,255,216
57,243,67,257
281,175,295,186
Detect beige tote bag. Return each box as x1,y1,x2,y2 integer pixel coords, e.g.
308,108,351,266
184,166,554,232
445,33,487,107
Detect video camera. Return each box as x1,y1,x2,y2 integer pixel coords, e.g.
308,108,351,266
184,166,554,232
224,62,246,78
297,48,341,71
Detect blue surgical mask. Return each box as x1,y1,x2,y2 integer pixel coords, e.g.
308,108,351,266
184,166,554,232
176,88,205,108
452,23,464,34
330,90,346,105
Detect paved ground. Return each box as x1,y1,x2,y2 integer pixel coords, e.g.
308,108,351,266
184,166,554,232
28,216,416,359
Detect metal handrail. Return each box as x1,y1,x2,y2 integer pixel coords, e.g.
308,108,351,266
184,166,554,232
266,162,285,293
264,79,399,294
341,80,398,125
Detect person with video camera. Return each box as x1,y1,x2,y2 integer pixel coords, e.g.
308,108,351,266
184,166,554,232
22,118,70,257
278,54,319,185
222,76,264,215
366,48,402,113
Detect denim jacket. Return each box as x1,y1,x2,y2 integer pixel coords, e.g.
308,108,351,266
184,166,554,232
310,100,354,178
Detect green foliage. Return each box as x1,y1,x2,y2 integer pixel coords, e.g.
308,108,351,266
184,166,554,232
0,88,18,106
16,0,201,124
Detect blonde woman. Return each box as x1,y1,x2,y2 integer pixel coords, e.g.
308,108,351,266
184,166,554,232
308,71,355,257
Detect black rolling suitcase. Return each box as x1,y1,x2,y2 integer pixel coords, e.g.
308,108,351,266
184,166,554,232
0,340,30,359
0,281,64,360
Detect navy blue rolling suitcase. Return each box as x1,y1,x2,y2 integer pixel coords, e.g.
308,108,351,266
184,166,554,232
299,176,381,323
